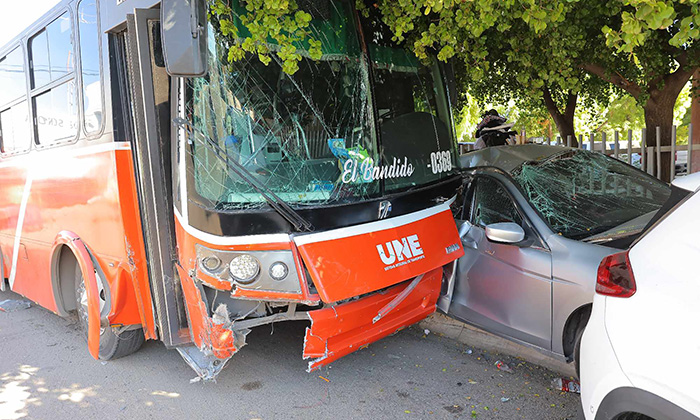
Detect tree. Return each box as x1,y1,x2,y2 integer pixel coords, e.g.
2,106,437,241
209,0,699,179
373,0,700,180
447,13,613,145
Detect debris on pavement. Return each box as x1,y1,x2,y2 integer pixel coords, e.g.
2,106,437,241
424,329,430,335
500,397,510,402
494,360,514,373
319,375,330,383
552,377,581,394
0,299,31,312
463,349,473,355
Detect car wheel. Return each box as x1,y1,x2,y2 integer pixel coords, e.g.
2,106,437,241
74,260,144,360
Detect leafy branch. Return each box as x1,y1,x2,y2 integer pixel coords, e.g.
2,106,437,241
209,0,322,74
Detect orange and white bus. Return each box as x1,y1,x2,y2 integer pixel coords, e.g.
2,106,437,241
0,0,464,380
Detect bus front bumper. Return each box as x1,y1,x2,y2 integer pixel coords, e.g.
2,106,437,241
303,266,442,371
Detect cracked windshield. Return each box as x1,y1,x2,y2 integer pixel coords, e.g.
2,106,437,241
512,150,671,241
184,0,456,210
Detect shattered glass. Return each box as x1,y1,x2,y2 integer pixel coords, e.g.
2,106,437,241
471,177,523,227
511,150,671,240
361,9,457,192
182,0,458,211
185,1,377,210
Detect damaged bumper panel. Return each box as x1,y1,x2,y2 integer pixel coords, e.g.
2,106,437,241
303,267,443,372
176,345,233,382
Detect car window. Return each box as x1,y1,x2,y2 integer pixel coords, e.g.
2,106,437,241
470,177,523,227
511,149,671,240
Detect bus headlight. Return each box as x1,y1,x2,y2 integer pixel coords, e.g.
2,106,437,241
229,255,260,284
195,245,302,294
269,262,289,281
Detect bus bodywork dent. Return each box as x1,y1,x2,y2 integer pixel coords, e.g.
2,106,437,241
175,263,250,381
50,231,102,359
172,204,463,380
303,267,443,372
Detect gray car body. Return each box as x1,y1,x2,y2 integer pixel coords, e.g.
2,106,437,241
449,144,627,360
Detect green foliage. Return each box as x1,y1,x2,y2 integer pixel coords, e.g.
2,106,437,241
206,0,697,141
603,0,700,54
210,0,322,74
372,0,699,135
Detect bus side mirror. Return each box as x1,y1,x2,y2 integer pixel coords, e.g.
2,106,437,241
161,0,208,77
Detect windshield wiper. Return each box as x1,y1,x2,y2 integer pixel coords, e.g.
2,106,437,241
173,117,314,233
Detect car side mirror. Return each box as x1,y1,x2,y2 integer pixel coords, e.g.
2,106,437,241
161,0,208,76
458,220,472,238
485,222,525,244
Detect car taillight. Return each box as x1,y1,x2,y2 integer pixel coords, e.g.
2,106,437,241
596,251,637,298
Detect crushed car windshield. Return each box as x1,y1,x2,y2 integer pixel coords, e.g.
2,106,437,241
183,0,457,210
511,150,671,240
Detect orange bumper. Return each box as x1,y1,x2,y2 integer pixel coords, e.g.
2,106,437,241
302,267,443,371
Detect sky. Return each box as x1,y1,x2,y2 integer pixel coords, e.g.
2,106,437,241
0,1,62,47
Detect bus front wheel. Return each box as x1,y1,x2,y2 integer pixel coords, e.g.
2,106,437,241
74,260,144,360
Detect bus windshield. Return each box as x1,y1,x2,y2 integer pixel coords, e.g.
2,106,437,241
184,0,456,210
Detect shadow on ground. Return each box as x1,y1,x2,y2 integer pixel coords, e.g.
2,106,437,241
0,289,583,419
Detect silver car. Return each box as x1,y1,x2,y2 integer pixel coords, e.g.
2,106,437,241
439,145,672,375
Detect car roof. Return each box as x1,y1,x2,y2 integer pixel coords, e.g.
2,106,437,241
459,144,572,173
671,171,700,193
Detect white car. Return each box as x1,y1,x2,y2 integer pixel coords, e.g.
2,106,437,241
580,171,700,420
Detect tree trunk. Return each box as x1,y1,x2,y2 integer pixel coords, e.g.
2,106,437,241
551,111,576,146
542,88,578,146
643,104,674,181
644,82,689,182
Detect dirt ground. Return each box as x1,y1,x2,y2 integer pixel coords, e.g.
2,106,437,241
0,289,583,420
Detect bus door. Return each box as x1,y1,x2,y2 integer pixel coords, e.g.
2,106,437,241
123,8,189,347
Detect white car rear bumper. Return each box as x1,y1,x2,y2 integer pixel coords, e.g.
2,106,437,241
580,295,631,420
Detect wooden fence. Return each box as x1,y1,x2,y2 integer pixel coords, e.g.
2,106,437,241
459,123,700,181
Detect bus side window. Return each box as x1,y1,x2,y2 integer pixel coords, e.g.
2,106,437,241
78,0,103,136
29,12,79,146
0,46,30,154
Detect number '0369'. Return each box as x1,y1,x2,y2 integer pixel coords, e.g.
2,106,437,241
430,151,452,174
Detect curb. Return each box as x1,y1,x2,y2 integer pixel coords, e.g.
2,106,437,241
418,313,576,377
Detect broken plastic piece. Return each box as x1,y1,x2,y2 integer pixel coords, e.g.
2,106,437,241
500,397,510,402
552,377,581,393
495,360,513,373
0,299,31,312
176,345,232,382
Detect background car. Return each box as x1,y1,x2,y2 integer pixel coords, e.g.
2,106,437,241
441,145,673,375
580,172,700,420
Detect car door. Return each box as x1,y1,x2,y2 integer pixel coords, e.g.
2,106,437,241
448,175,553,350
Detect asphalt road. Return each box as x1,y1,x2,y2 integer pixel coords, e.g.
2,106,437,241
0,289,583,420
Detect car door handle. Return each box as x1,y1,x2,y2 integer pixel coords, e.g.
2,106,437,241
462,238,478,249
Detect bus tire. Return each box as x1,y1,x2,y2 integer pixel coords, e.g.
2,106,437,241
74,260,144,360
